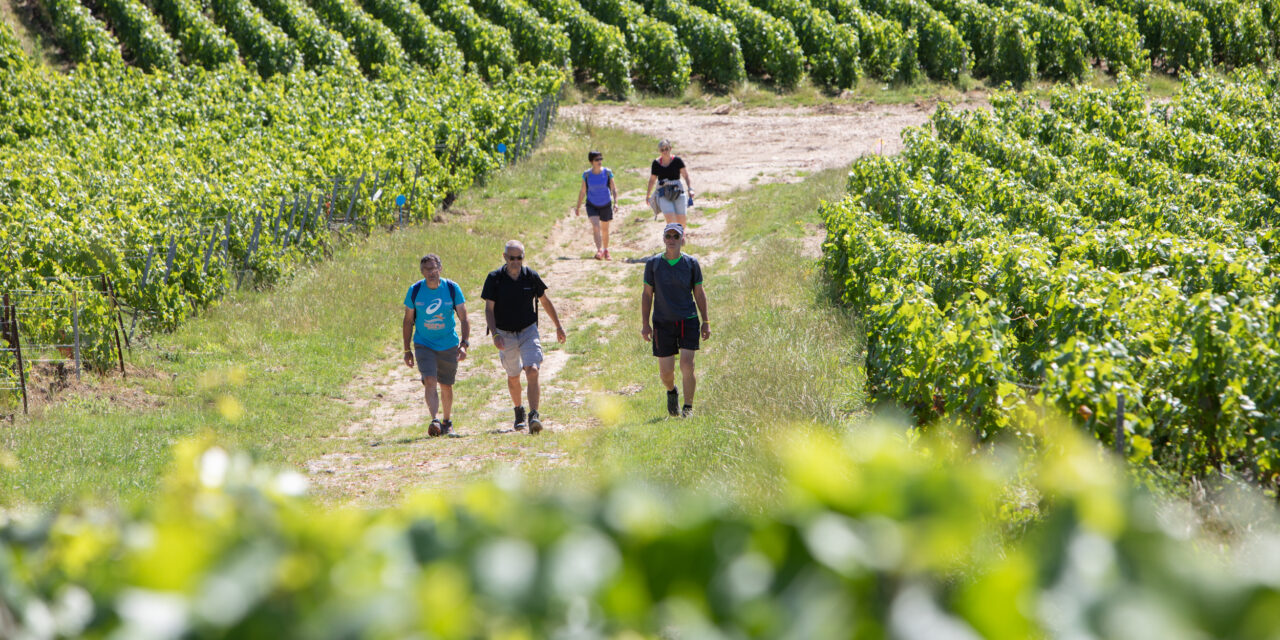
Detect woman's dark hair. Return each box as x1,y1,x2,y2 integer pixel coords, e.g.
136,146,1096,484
588,150,603,162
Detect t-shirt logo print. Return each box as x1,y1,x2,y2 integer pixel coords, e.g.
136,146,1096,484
423,298,443,315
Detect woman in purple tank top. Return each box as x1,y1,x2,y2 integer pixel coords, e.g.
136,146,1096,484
574,150,619,260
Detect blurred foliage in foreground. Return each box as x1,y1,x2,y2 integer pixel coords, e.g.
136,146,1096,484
4,420,1280,639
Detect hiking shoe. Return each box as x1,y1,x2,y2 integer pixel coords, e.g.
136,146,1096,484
529,410,543,434
666,388,679,417
513,406,527,431
681,405,693,418
594,250,604,260
603,248,611,260
441,419,453,435
428,418,443,437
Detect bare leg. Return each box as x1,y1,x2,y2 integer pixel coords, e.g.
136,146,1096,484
590,217,603,252
525,365,540,412
658,355,677,391
601,220,611,252
679,349,696,404
663,211,676,224
675,213,688,236
507,375,522,408
440,384,453,421
422,377,439,418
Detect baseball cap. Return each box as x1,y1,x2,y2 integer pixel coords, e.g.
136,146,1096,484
663,223,684,236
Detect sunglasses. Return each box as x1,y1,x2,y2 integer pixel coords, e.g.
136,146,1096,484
592,158,603,162
663,233,681,239
505,254,524,261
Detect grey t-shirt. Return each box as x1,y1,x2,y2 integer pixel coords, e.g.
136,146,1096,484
644,253,703,323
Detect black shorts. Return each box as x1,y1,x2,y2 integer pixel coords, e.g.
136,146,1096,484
652,317,700,357
586,201,614,222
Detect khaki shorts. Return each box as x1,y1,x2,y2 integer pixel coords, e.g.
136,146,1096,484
496,324,543,377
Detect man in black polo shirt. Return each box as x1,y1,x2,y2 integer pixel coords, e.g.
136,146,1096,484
641,223,710,418
482,240,567,434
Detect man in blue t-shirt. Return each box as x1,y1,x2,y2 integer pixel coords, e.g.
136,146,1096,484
402,253,471,437
641,223,710,418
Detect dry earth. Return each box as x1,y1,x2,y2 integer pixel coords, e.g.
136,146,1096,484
305,102,973,503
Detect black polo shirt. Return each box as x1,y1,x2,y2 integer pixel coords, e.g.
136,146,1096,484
481,265,548,332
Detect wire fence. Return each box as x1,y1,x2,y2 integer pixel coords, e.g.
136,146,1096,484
1,94,559,416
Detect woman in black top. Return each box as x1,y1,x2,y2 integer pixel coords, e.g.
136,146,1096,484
645,139,694,229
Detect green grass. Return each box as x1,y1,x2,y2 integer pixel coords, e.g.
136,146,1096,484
0,120,659,506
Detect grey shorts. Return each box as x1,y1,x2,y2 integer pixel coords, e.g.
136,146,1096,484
495,324,543,377
414,343,459,385
656,181,687,216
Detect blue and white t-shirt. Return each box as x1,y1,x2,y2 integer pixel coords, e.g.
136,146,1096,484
404,279,465,350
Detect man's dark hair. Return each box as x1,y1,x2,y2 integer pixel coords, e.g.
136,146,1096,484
420,254,441,267
588,150,603,162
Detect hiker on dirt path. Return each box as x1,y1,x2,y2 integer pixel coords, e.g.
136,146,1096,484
645,139,694,230
640,223,710,418
402,254,470,438
482,240,567,435
574,150,620,260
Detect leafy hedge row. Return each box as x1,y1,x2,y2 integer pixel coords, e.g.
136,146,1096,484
579,0,691,93
307,0,407,75
1081,4,1147,75
97,0,181,70
0,60,563,354
0,19,25,70
415,0,516,79
251,0,362,73
526,0,632,96
469,0,571,68
7,425,1280,638
688,0,804,89
1184,0,1271,67
813,0,914,81
151,0,241,68
1095,0,1210,71
822,76,1280,483
43,0,125,65
1007,0,1089,80
358,0,465,71
752,0,862,89
642,0,744,87
209,0,303,76
861,0,967,80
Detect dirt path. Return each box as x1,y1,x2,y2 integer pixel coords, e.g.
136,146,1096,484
305,102,958,503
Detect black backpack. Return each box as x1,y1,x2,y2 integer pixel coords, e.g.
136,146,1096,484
410,278,461,323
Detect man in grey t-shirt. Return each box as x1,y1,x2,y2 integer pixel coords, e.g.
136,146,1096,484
640,223,710,417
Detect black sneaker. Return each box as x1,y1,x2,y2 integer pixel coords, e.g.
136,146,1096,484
681,405,693,418
528,410,543,434
667,388,679,417
428,418,443,437
513,406,527,431
441,419,453,435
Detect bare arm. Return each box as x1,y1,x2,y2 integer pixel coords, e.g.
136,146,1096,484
693,284,709,340
645,174,657,202
574,180,586,215
402,307,415,367
485,299,504,349
609,177,619,210
640,284,654,341
680,166,693,195
539,294,567,343
455,302,471,360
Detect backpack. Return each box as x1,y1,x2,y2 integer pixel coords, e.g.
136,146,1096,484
410,278,461,323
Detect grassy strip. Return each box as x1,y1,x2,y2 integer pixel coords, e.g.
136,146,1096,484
0,121,657,507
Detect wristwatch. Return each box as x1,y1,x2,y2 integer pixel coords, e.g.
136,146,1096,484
460,339,470,347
